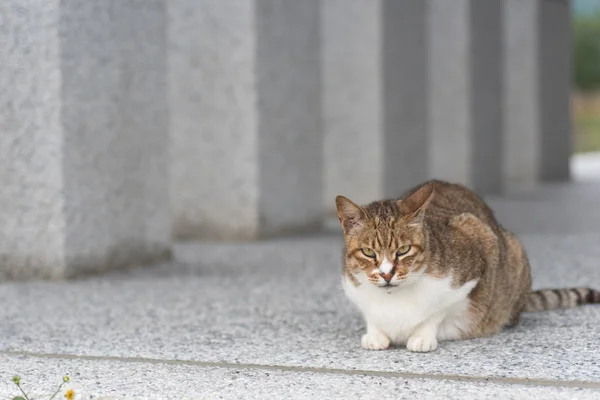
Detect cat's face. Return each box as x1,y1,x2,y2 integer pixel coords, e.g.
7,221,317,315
336,184,434,289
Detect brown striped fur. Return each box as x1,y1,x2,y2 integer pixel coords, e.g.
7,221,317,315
336,180,599,342
524,287,600,312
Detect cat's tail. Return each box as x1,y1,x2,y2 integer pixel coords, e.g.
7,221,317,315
523,287,600,312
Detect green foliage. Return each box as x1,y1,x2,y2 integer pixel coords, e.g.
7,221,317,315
574,114,600,152
573,12,600,92
9,375,72,400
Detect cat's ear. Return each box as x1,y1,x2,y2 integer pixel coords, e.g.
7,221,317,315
397,183,435,226
335,195,366,234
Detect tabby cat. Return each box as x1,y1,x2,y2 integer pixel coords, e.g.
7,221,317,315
336,180,600,352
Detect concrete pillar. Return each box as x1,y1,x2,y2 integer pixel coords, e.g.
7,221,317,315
324,0,506,205
0,0,171,280
382,0,429,197
539,0,572,182
428,0,471,187
322,0,383,210
322,0,430,211
470,0,504,194
503,0,541,191
169,0,322,240
428,0,503,194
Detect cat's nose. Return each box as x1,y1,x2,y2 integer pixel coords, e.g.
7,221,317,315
380,272,393,282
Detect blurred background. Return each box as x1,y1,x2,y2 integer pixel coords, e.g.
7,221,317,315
0,0,598,280
573,0,600,153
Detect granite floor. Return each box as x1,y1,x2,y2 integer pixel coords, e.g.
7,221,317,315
2,179,600,399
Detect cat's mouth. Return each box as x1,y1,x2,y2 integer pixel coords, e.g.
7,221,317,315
377,277,413,289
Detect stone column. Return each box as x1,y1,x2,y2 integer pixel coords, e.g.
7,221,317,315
503,0,541,191
169,0,322,240
322,0,383,211
428,0,503,195
428,0,471,187
469,0,504,194
322,0,430,212
539,0,572,182
382,0,429,197
0,0,171,280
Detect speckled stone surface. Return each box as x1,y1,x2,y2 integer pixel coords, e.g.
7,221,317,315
1,183,600,397
2,354,599,400
0,0,66,279
169,0,322,240
0,235,599,383
0,0,171,280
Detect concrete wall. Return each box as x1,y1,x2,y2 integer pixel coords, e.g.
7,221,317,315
503,0,541,191
169,0,322,240
0,0,573,279
322,0,510,212
322,0,383,210
0,0,171,280
539,0,572,182
503,0,573,191
381,0,430,198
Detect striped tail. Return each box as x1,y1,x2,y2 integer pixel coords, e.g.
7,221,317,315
523,287,600,312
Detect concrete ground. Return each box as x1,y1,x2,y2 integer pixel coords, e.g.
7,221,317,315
1,160,600,399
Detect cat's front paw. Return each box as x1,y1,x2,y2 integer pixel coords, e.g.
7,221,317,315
361,331,390,350
406,334,438,352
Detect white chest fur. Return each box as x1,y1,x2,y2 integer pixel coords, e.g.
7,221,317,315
343,273,477,345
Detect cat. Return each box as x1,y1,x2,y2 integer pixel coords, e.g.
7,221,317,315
335,179,600,352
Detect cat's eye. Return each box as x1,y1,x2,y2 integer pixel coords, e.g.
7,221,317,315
396,245,411,257
361,248,376,258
